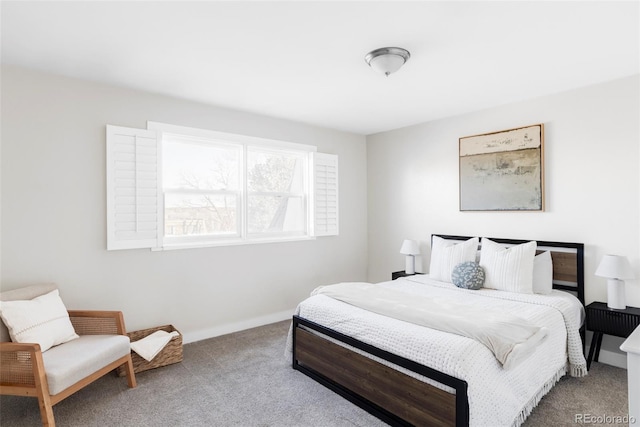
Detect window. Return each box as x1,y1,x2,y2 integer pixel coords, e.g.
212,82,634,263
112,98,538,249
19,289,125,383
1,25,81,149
106,123,338,250
163,135,242,243
246,147,308,237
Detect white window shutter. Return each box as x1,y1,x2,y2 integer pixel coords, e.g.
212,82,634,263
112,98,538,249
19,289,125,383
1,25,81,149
312,152,339,236
106,125,161,250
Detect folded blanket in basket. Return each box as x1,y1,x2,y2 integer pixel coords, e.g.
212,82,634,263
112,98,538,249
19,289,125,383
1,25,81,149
130,330,180,362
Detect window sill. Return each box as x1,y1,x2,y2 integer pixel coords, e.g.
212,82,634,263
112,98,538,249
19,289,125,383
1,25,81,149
152,235,316,251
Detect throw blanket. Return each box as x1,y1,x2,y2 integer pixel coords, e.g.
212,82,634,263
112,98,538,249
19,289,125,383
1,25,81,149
314,282,547,369
401,275,587,377
130,330,180,362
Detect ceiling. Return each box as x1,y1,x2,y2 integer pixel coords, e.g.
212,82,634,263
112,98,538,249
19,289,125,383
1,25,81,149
2,1,639,135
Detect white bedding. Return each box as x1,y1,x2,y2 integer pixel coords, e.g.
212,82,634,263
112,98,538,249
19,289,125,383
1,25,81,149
313,282,548,369
286,275,587,427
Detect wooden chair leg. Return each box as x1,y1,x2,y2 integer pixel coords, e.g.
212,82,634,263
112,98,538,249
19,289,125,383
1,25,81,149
33,347,55,427
123,355,137,388
37,392,55,427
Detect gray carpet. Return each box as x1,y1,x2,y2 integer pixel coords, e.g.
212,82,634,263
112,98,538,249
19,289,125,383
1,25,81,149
0,320,628,426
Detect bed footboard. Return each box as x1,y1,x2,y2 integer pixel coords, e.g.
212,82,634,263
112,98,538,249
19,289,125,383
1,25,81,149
292,315,469,427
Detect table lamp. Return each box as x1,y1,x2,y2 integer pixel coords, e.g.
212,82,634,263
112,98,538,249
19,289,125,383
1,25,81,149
595,254,635,309
400,239,420,275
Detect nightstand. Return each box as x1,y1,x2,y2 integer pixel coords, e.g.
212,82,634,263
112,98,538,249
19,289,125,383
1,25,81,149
391,271,424,280
585,302,640,370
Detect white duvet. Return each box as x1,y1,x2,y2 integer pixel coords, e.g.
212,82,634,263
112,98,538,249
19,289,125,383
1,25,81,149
286,275,587,427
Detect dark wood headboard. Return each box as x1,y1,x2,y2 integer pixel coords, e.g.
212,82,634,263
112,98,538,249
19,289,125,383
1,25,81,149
432,234,585,305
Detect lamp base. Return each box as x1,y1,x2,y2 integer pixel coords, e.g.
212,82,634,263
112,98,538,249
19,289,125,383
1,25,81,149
607,278,626,310
405,255,415,275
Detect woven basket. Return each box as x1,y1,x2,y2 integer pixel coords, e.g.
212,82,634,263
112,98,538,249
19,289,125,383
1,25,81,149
117,324,183,376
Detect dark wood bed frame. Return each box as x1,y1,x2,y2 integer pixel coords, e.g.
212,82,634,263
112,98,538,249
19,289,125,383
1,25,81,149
292,235,585,427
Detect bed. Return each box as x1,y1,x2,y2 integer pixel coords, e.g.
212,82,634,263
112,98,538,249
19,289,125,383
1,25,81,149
287,235,586,427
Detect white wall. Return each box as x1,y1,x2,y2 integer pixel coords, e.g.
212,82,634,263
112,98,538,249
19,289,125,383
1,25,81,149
0,65,368,342
3,65,638,364
367,75,640,365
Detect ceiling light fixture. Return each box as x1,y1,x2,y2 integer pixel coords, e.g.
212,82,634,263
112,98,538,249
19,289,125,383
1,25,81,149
365,47,411,77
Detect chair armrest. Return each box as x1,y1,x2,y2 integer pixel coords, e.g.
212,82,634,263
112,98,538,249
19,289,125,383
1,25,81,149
0,342,41,352
0,342,42,387
67,310,127,336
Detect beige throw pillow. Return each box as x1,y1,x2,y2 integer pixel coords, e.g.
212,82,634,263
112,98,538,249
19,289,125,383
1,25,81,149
0,289,79,352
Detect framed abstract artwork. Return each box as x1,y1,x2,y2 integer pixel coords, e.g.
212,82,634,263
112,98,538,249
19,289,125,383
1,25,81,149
459,124,544,211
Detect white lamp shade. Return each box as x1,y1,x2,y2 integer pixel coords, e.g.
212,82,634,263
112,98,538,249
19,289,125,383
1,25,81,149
595,255,635,279
400,239,420,255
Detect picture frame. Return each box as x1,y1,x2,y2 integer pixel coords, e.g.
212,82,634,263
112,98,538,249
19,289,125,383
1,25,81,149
459,124,544,211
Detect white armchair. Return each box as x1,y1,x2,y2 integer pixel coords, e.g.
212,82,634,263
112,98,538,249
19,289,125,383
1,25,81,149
0,283,137,426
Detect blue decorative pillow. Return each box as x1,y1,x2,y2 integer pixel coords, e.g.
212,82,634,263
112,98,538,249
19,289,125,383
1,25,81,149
452,262,485,290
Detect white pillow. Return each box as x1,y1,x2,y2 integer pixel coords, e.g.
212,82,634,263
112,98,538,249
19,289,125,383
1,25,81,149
429,236,479,283
532,251,553,295
0,289,79,352
480,238,537,294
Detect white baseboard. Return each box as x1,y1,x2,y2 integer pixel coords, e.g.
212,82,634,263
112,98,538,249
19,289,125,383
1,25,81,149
594,348,628,369
182,309,295,344
586,331,628,369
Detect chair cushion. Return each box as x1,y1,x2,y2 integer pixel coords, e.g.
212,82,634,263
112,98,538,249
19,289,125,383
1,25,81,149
42,334,131,395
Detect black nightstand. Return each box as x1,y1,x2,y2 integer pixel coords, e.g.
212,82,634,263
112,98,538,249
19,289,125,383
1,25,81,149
392,271,424,280
585,302,640,369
